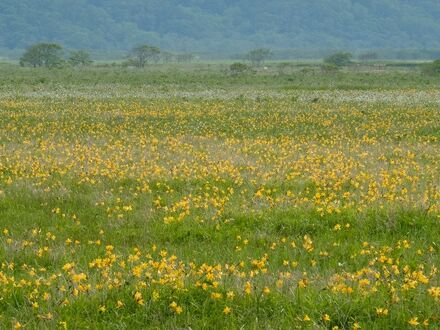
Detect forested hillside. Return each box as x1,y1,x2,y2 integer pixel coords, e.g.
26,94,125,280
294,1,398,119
1,0,440,53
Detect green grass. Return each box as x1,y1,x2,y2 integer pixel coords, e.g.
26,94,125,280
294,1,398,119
0,61,438,92
0,64,439,329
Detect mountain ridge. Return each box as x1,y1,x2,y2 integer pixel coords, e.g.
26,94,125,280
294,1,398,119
1,0,440,53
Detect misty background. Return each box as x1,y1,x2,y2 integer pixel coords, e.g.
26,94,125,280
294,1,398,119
1,0,440,60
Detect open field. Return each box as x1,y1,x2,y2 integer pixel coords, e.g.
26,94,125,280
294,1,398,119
0,64,439,329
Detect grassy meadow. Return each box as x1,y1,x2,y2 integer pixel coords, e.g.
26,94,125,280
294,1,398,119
0,63,439,329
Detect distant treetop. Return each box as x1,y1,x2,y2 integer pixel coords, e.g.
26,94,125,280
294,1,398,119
19,43,63,68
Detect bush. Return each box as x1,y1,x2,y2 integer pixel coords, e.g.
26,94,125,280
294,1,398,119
422,59,440,75
229,62,249,75
323,52,352,67
246,48,272,66
320,63,340,73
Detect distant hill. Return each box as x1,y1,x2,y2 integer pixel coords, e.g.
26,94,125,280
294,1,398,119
1,0,440,54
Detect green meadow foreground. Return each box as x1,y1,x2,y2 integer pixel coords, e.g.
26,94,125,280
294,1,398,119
0,65,439,329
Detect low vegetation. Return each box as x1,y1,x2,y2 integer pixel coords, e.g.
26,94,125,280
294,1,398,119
0,63,439,329
422,59,440,75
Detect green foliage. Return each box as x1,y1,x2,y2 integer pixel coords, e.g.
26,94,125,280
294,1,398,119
229,62,249,75
128,45,161,68
68,50,92,67
19,43,63,68
320,63,340,73
422,59,440,75
0,62,439,91
3,1,440,53
247,48,272,66
324,52,353,67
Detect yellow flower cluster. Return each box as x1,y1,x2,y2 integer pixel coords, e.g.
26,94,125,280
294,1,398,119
0,96,438,327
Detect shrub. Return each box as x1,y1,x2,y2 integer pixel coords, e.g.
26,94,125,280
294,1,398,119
422,59,440,75
323,52,352,67
230,62,249,75
320,63,340,73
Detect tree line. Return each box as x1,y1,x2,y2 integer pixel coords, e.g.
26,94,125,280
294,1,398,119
19,43,198,68
19,43,277,68
18,42,440,76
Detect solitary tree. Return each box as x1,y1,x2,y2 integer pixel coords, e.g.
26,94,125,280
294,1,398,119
246,48,272,66
128,45,160,68
19,43,63,67
69,50,92,66
323,52,353,67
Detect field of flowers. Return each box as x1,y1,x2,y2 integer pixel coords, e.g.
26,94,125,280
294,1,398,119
0,89,439,328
